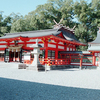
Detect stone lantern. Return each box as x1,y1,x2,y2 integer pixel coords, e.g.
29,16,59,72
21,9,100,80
28,39,43,71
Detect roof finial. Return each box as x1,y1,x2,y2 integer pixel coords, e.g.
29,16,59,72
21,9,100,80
53,18,63,29
72,26,76,30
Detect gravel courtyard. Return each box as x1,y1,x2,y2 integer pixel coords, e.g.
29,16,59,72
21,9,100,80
0,62,100,100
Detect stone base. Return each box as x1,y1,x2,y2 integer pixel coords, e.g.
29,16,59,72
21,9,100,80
26,66,38,71
69,65,97,69
27,64,45,71
45,64,51,71
18,64,27,69
50,65,70,70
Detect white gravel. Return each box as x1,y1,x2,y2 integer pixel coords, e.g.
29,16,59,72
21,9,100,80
0,62,100,100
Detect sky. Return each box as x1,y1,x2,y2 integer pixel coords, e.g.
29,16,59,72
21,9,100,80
0,0,48,16
0,0,92,17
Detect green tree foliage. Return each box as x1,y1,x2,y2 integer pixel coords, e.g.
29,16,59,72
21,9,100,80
10,13,26,33
0,12,12,36
34,0,75,28
10,0,75,32
91,0,100,35
74,0,100,50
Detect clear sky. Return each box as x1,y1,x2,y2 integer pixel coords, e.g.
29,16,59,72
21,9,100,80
0,0,91,17
0,0,48,16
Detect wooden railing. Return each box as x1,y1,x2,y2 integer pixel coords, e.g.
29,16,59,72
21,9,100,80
70,56,93,66
24,58,69,65
0,55,97,67
23,57,93,66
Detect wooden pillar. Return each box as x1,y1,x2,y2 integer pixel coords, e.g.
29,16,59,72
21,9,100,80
9,51,11,62
80,55,83,70
18,52,20,62
72,45,74,51
92,52,96,66
66,44,69,51
69,45,70,51
68,54,71,64
24,41,27,47
7,41,10,46
14,51,16,61
55,41,58,59
44,41,48,59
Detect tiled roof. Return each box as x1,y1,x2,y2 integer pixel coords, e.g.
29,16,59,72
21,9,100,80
0,27,85,45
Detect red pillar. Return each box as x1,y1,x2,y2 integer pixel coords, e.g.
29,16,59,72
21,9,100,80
7,41,10,46
92,52,96,66
43,40,48,64
24,41,27,47
55,41,58,59
80,55,83,70
69,45,70,51
68,54,71,64
72,45,74,51
44,42,48,59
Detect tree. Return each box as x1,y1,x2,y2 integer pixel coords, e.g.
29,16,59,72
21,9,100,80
91,0,100,32
0,12,12,36
10,18,26,33
74,0,97,50
10,13,27,33
25,0,75,30
73,0,100,50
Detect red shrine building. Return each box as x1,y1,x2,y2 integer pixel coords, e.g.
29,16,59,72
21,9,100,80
88,28,100,66
0,24,86,66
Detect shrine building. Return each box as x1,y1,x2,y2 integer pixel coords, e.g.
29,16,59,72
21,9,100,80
0,23,86,66
88,28,100,66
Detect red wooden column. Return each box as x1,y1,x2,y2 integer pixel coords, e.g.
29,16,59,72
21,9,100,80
72,45,74,51
55,41,59,59
42,38,48,64
44,39,48,60
92,52,96,66
68,54,71,64
79,54,83,70
69,45,70,51
23,40,27,47
7,41,10,47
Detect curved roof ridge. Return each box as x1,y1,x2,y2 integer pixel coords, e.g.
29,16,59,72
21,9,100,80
5,29,59,36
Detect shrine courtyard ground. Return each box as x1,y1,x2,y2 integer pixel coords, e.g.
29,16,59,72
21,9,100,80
0,62,100,100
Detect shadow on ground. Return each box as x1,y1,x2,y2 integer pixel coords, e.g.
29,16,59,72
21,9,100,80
0,77,100,100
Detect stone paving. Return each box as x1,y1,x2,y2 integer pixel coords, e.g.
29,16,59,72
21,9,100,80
0,62,100,100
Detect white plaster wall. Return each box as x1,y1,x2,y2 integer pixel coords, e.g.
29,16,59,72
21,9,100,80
58,46,64,49
67,47,69,51
48,44,56,48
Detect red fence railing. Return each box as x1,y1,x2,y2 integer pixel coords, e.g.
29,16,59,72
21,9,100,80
24,58,69,65
23,56,94,67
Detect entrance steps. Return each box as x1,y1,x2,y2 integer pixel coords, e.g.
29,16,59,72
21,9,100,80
26,64,45,71
50,65,70,70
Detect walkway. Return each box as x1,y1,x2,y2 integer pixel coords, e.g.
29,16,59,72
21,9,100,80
0,63,100,100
